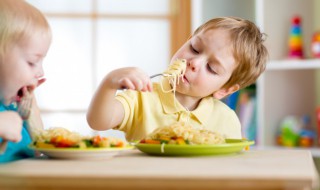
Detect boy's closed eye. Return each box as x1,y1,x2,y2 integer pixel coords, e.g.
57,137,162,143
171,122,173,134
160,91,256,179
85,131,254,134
28,62,35,67
206,64,218,75
190,44,199,54
28,59,42,67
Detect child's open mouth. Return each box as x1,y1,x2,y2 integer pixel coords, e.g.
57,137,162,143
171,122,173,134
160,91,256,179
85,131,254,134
16,88,24,102
16,86,30,102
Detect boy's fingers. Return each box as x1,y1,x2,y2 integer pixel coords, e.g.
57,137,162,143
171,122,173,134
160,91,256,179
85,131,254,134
141,80,152,92
119,76,151,91
119,78,135,90
134,80,144,91
147,81,153,92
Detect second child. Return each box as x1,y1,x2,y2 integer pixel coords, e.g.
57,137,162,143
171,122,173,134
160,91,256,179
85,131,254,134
0,0,51,163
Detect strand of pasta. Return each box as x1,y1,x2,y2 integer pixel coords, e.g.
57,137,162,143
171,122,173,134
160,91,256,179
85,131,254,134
159,59,187,110
160,59,186,92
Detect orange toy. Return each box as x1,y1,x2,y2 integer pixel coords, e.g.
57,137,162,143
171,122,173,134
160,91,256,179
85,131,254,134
311,31,320,58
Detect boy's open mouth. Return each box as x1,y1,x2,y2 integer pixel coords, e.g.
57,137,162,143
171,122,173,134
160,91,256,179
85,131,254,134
16,86,30,102
16,88,24,102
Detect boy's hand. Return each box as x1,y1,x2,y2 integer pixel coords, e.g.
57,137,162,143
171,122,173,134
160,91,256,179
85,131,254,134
106,67,153,92
87,67,152,130
0,111,23,142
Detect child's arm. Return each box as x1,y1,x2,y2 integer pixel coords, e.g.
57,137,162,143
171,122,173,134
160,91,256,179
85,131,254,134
87,67,152,131
0,111,23,142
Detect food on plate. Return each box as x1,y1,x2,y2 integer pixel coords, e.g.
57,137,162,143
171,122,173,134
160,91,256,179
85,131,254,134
140,122,225,145
33,127,126,148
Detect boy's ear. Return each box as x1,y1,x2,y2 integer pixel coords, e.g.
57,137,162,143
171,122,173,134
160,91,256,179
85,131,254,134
213,84,240,100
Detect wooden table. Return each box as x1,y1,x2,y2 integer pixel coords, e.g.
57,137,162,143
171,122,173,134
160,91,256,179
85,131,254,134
0,149,318,190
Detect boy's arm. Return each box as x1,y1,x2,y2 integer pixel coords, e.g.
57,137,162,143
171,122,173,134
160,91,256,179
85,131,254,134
87,80,124,131
87,67,152,131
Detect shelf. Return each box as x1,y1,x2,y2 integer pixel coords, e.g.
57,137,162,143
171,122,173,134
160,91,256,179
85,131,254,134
267,59,320,71
311,148,320,158
194,0,320,149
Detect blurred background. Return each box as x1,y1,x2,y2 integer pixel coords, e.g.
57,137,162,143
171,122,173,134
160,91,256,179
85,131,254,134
27,0,192,138
26,0,320,150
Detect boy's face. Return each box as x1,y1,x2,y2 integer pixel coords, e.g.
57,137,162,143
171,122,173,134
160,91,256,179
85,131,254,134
171,28,238,99
0,34,51,105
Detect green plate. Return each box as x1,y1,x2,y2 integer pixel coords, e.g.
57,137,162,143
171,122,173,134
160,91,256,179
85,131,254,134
135,139,254,156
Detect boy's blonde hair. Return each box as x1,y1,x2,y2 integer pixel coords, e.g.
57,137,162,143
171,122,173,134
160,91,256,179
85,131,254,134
0,0,51,57
194,17,268,89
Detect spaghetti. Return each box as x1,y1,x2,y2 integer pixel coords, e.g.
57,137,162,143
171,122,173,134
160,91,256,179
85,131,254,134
161,59,187,93
140,122,225,145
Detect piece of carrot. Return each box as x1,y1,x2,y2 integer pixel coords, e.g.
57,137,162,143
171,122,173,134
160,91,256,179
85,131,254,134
176,137,186,145
145,139,161,144
114,141,124,147
92,135,102,146
36,142,55,148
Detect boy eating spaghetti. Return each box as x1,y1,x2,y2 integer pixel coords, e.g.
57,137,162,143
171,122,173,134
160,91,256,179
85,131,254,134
87,17,268,142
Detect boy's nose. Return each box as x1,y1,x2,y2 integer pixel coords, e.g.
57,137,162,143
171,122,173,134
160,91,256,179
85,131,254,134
187,60,200,72
35,66,44,78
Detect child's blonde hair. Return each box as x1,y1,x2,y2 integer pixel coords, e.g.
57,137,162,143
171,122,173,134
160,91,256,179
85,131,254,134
193,17,268,89
0,0,51,57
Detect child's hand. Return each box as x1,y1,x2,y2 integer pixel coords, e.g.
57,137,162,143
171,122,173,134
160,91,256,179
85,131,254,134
106,67,152,92
87,67,152,130
0,111,23,142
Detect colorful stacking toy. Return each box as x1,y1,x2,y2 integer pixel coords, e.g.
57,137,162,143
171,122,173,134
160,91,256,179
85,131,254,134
288,16,304,59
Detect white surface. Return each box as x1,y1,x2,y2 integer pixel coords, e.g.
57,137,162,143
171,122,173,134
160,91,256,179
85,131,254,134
97,0,169,15
267,59,320,70
27,0,92,13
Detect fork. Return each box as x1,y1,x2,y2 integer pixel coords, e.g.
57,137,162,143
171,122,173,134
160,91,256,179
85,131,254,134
121,73,172,89
150,73,172,79
0,93,33,155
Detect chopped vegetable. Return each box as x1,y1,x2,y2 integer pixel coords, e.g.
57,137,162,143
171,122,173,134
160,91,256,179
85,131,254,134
33,127,127,148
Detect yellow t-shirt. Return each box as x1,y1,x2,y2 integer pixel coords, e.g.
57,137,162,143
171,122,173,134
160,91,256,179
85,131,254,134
115,79,242,142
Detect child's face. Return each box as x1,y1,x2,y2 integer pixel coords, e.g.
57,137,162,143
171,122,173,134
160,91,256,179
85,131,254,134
171,28,238,99
0,34,51,105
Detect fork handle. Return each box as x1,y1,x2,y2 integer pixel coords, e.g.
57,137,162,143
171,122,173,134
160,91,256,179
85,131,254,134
0,140,8,155
150,74,163,79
